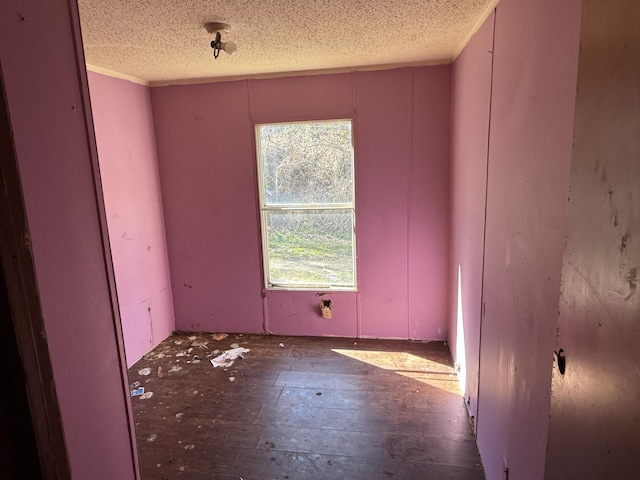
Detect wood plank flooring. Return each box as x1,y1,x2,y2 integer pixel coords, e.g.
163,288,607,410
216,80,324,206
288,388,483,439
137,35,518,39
128,333,485,480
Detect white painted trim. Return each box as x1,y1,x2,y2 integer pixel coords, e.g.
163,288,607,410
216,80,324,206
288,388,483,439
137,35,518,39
85,64,149,86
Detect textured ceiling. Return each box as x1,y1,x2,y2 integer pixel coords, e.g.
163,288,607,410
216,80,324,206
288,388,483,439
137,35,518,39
78,0,497,86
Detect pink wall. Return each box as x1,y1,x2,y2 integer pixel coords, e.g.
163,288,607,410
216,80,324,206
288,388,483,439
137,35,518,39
356,68,451,339
150,80,265,334
407,68,451,340
449,12,494,424
474,0,582,479
0,1,138,478
88,72,175,367
151,67,451,340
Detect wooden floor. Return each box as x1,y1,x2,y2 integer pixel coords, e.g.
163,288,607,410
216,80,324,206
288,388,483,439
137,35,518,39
128,333,485,480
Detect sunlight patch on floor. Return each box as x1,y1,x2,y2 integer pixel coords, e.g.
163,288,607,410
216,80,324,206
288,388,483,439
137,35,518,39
331,349,462,395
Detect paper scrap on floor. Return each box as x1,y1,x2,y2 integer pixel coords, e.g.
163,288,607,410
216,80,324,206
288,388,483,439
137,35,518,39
210,347,251,368
130,387,145,397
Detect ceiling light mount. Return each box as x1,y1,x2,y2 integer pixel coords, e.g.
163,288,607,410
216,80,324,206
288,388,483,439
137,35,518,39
204,22,230,34
204,22,237,59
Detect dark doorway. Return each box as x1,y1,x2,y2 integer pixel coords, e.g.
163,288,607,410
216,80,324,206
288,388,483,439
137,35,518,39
0,267,42,479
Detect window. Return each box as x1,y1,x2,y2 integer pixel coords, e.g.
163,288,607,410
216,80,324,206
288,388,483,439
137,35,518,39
256,119,356,290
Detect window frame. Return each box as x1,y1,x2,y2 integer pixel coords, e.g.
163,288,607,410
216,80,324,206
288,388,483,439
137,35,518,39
255,118,357,291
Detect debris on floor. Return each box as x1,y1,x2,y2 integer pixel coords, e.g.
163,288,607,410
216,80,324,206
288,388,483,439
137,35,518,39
130,387,145,397
139,391,154,400
138,367,152,376
230,342,239,348
212,333,229,341
130,333,478,479
210,347,251,368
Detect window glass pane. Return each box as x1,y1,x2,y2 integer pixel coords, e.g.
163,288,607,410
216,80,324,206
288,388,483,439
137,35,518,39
266,209,355,287
258,121,354,205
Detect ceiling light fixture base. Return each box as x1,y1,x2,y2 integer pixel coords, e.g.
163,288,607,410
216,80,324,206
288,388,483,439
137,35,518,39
204,22,231,34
